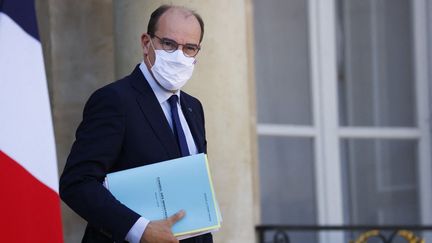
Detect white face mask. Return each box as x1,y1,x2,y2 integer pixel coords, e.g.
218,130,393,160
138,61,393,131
149,48,196,92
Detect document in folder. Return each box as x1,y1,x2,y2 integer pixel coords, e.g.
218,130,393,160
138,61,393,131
104,153,221,239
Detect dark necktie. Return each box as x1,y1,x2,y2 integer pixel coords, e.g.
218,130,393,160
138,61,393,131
168,95,190,157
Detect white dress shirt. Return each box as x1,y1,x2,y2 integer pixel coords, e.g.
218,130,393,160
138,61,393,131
125,62,198,243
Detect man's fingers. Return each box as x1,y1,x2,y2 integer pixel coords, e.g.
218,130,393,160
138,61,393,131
167,210,185,226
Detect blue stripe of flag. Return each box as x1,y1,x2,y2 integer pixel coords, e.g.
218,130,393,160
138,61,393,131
0,0,40,40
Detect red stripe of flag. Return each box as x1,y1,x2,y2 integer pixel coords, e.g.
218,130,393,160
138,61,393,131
0,151,63,242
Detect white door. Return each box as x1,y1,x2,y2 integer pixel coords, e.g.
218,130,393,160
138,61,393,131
254,0,432,242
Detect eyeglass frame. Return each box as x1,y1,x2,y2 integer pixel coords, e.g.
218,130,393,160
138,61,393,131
149,33,201,57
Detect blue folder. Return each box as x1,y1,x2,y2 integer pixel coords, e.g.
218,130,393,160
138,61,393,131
105,153,221,237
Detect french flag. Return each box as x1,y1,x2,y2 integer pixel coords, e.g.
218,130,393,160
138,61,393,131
0,0,63,242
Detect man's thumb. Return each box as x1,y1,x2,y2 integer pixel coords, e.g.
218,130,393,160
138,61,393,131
168,210,185,226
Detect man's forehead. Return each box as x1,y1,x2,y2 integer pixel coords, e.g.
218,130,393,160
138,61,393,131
165,7,193,17
159,8,199,25
158,7,199,26
155,7,201,42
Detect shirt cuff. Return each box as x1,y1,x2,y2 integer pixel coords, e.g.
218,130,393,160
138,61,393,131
125,217,150,243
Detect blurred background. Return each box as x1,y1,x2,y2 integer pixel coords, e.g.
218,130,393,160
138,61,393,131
34,0,432,242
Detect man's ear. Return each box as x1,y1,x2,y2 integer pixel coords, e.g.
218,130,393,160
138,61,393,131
141,33,150,54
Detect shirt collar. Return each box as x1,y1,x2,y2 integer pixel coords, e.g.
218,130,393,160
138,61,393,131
139,61,180,105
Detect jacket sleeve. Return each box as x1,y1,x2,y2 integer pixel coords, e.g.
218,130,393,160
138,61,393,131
59,86,140,242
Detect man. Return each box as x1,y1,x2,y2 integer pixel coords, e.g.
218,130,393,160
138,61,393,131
60,5,212,243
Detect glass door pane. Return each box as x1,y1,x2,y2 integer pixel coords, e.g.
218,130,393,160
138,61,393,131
341,139,419,225
254,0,312,125
259,137,317,242
337,0,416,127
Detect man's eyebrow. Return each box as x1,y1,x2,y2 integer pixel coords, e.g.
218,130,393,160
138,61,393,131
161,37,199,46
185,42,200,47
160,37,176,42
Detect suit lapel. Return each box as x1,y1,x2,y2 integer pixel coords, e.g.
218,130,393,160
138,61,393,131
129,66,180,158
180,93,205,153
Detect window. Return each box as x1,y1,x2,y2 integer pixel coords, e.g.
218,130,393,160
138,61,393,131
254,0,432,242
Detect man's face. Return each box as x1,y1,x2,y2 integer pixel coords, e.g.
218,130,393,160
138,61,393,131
141,8,202,68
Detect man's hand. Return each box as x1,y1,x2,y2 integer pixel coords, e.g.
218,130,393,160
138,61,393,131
140,210,185,243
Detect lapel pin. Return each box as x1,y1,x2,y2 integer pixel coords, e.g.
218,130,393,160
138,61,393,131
188,108,193,112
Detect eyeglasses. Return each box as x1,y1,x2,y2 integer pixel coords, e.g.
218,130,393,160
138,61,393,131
150,34,201,57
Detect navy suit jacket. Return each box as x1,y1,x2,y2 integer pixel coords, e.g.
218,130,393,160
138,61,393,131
60,65,212,243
